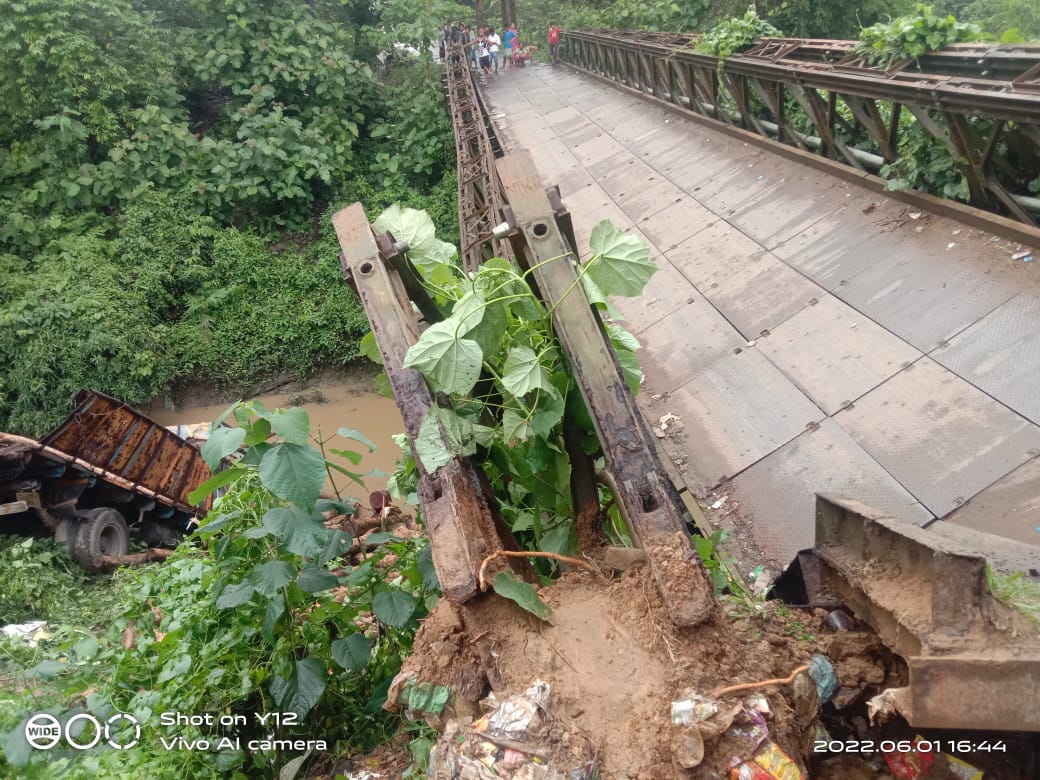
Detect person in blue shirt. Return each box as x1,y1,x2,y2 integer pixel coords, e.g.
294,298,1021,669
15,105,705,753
503,24,517,68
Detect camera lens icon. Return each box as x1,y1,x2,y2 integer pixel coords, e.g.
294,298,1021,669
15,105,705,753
24,712,140,751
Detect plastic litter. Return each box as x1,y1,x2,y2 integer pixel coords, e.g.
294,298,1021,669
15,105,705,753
729,740,804,779
711,496,728,510
427,680,598,780
882,739,936,779
1,621,48,647
1012,250,1034,262
807,654,837,702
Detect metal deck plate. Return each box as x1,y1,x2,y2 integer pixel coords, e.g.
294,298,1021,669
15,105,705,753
702,252,824,339
836,358,1040,517
665,221,769,291
943,456,1040,548
730,419,935,564
933,293,1040,426
614,177,687,222
757,294,923,415
833,230,1019,352
637,197,718,252
610,255,701,332
667,348,825,491
633,295,745,395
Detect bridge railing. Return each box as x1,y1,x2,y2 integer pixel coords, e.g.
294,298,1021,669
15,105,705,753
443,44,511,272
561,30,1040,230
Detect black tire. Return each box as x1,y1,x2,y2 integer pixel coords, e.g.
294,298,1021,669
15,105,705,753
74,508,130,570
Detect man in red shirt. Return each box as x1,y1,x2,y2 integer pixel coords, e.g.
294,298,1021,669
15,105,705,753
548,23,561,65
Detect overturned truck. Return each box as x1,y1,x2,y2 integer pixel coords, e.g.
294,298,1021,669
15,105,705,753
0,390,211,570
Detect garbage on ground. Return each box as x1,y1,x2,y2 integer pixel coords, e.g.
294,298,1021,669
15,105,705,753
711,496,728,510
1012,249,1034,262
427,680,598,780
1,621,49,647
882,738,936,779
658,412,681,431
669,689,778,770
729,740,804,779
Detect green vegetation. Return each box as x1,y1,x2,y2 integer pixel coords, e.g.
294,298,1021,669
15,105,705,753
1,406,438,778
0,0,459,437
988,566,1040,627
371,208,652,571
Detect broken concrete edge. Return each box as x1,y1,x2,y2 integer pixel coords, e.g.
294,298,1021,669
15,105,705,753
815,493,1040,732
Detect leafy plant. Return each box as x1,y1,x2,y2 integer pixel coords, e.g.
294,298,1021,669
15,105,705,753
0,408,437,778
369,207,653,565
857,4,983,67
696,6,782,59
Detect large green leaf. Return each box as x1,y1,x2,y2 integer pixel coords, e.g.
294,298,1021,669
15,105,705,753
374,204,457,271
331,634,371,672
530,389,566,438
270,408,310,446
258,442,326,509
338,427,376,452
372,590,417,627
414,406,495,473
200,426,245,470
502,407,532,445
492,571,554,623
262,507,331,558
586,220,657,297
403,320,483,396
359,331,383,365
297,565,338,593
417,542,440,590
262,596,285,645
501,346,553,397
453,288,507,356
251,560,295,596
188,466,244,506
270,657,327,717
216,581,256,609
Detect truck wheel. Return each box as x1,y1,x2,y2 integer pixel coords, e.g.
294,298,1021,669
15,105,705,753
74,508,130,570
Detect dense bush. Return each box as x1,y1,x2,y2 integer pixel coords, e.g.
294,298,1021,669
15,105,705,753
0,0,458,437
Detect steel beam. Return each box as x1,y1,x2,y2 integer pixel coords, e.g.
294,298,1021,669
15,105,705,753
814,494,1040,732
496,151,715,627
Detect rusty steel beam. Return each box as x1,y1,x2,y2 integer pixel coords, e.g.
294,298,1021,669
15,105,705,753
495,150,715,627
814,495,1040,732
443,45,510,272
331,203,517,603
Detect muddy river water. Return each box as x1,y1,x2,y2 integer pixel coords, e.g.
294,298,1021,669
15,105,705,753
146,372,404,495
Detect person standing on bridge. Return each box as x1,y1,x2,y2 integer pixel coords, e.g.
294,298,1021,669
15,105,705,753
548,23,561,65
503,23,517,68
488,26,501,72
478,29,492,76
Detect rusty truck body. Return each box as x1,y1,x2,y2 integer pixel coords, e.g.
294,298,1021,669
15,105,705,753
0,390,211,569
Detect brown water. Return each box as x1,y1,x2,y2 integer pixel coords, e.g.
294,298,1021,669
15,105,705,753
146,373,404,495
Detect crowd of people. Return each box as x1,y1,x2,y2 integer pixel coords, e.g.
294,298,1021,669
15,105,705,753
439,20,563,73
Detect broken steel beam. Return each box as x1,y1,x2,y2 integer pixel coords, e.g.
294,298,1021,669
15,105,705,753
814,494,1040,732
331,203,512,603
496,150,715,627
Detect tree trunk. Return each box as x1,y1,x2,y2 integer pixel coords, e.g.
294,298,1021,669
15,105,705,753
502,0,515,28
476,0,486,28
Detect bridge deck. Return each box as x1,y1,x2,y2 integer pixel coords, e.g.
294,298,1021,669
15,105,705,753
484,63,1040,567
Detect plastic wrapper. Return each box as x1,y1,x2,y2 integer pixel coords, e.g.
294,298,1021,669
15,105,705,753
729,741,803,780
427,680,598,780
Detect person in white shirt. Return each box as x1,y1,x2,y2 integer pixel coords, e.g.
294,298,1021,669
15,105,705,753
487,27,501,73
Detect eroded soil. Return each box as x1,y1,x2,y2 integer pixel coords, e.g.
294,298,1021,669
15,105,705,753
392,566,877,779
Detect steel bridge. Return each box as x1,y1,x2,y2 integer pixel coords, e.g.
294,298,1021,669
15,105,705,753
332,33,1040,731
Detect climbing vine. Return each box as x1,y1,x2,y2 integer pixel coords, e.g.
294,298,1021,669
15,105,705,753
369,206,655,561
